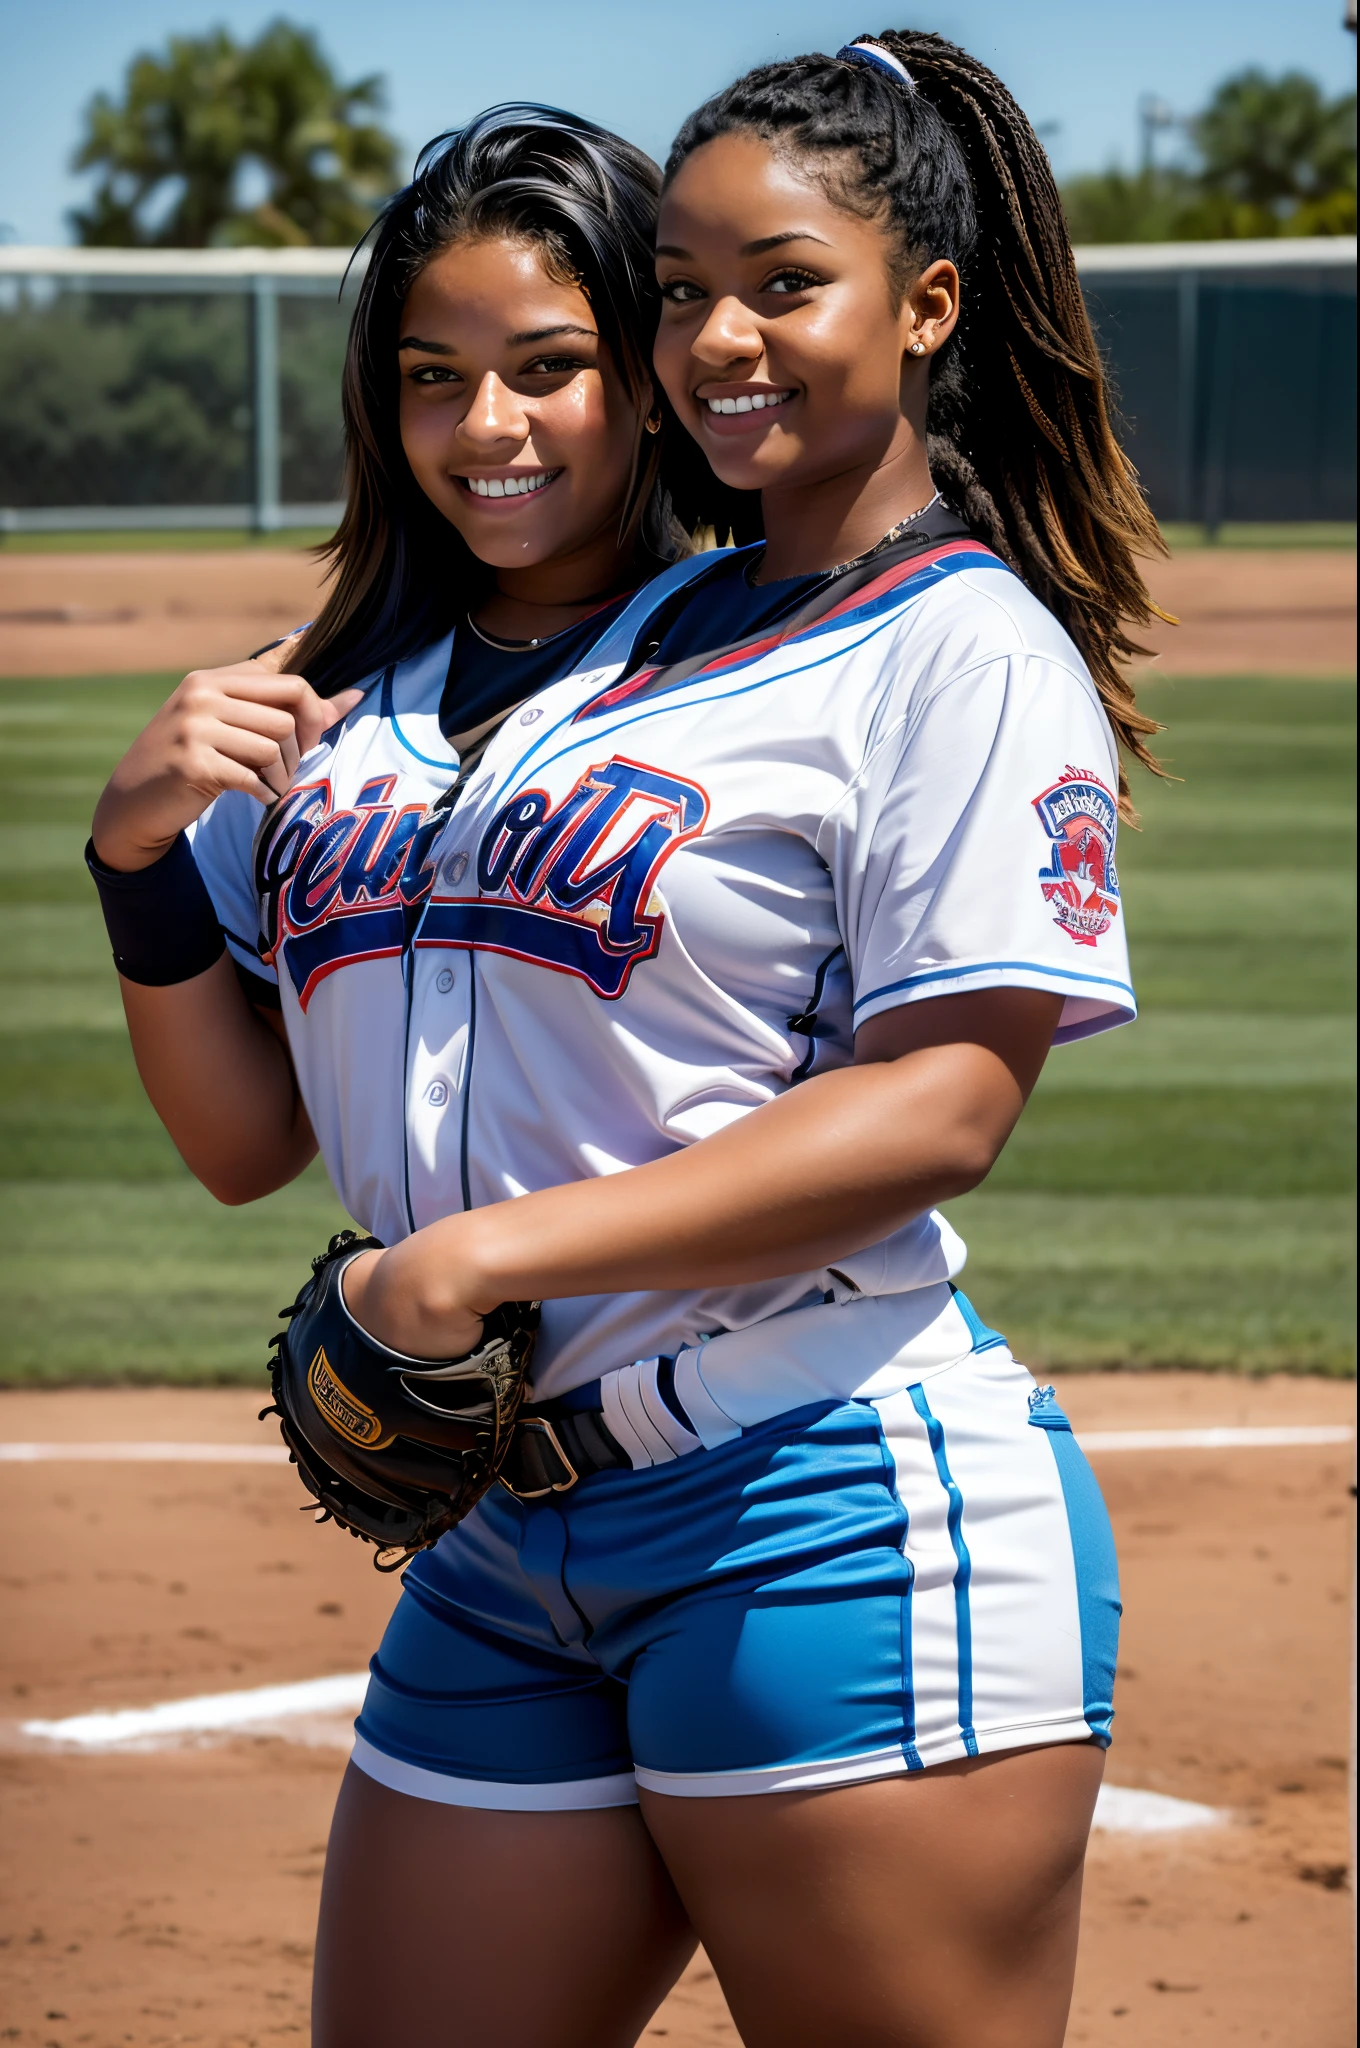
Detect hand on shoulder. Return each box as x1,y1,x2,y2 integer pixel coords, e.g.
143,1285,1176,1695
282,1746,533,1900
91,630,363,873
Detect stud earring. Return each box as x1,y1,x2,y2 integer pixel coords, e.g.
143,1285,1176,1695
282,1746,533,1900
909,342,926,356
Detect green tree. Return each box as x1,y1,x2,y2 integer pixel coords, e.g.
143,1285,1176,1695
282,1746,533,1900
1060,166,1201,245
1194,69,1356,227
1062,67,1356,242
70,20,400,247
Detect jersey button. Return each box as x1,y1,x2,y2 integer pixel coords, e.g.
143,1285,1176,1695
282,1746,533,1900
435,968,455,993
425,1080,449,1107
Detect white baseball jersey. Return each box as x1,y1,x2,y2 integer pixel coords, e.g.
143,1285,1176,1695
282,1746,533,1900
191,535,1135,1400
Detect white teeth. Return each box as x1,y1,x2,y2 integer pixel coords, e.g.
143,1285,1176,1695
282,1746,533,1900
705,391,790,416
465,471,554,498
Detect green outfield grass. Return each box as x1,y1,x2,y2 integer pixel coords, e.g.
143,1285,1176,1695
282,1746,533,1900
4,522,1353,553
0,669,1353,1382
0,528,334,553
1155,523,1357,550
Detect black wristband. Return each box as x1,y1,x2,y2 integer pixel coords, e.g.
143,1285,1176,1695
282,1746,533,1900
85,832,227,987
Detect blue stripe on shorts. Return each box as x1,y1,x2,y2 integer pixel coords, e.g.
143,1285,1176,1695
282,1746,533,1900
1028,1391,1121,1744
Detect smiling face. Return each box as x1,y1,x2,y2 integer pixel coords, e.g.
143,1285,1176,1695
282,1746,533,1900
654,132,958,526
397,235,643,576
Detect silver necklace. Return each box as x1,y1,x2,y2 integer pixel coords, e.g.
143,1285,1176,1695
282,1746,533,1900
826,490,942,578
465,604,619,653
464,611,555,653
748,490,942,588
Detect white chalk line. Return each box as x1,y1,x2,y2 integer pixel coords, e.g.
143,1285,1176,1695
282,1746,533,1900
1079,1423,1353,1452
1091,1785,1224,1834
14,1674,1223,1832
22,1672,368,1747
0,1424,1352,1466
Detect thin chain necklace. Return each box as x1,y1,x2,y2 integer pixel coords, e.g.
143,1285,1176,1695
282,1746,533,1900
470,495,945,649
832,490,942,575
466,578,638,655
463,611,582,654
749,489,942,588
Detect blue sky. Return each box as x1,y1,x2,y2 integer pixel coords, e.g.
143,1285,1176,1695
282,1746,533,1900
1,0,1354,244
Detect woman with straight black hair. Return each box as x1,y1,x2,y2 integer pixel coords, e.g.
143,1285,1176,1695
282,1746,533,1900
89,102,720,1191
295,103,729,696
84,106,728,2044
289,32,1166,2048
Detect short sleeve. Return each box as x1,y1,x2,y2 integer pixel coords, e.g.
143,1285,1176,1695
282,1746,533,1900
825,654,1136,1046
186,789,276,987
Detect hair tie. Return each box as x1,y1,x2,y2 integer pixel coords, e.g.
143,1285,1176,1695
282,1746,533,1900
837,41,916,92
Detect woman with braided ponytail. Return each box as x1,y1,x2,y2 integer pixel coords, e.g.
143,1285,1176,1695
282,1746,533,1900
288,34,1153,2048
657,28,1165,803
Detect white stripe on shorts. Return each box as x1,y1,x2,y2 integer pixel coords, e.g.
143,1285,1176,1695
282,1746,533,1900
634,1710,1098,1798
875,1346,1089,1768
636,1745,910,1798
350,1732,639,1810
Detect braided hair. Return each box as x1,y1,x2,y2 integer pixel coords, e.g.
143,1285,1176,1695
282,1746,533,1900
666,32,1166,808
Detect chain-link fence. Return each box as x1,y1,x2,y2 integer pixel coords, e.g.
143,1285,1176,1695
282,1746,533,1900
0,248,361,532
0,238,1354,535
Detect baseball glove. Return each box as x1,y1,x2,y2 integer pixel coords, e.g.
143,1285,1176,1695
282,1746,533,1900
262,1230,539,1571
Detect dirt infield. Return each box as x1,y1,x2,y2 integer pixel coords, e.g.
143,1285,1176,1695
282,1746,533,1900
0,1373,1353,2047
0,543,1354,678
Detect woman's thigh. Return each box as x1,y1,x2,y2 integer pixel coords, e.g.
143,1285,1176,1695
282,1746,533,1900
313,1764,696,2048
641,1740,1106,2048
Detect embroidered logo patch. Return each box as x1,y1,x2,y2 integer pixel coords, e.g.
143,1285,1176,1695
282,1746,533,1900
307,1345,393,1449
1032,769,1120,948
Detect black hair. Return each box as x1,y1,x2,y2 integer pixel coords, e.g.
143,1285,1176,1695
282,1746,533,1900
299,104,714,694
666,33,1166,805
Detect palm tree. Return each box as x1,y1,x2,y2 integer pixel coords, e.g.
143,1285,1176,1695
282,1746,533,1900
1063,69,1356,242
70,20,400,247
1192,70,1357,235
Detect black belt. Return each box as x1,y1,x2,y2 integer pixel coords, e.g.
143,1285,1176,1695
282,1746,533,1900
501,1396,631,1498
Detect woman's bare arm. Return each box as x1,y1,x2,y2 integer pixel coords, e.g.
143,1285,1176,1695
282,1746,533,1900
343,986,1062,1357
91,643,359,1201
117,959,318,1203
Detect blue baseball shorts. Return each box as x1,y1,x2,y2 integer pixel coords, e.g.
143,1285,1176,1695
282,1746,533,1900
350,1342,1119,1807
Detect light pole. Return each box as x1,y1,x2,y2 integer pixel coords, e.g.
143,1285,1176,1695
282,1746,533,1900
1138,94,1179,172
